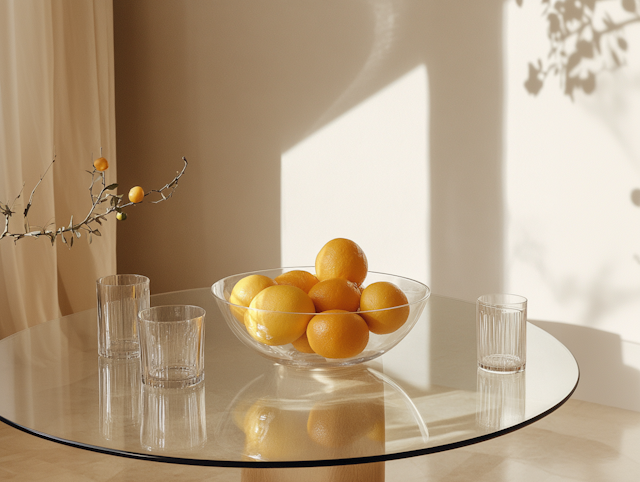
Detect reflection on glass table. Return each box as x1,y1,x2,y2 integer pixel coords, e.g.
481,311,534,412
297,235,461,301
0,288,579,469
217,364,428,463
476,369,526,431
99,357,141,442
140,382,207,452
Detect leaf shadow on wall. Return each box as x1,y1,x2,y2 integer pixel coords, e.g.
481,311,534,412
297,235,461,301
521,0,640,98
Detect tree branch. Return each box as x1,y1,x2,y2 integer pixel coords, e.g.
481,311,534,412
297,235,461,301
0,156,188,246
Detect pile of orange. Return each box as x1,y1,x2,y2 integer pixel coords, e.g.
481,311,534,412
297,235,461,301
228,238,410,359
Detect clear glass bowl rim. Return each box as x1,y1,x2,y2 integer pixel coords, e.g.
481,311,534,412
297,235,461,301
211,266,431,315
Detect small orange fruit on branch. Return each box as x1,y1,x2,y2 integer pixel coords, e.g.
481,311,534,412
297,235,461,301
93,157,109,171
128,186,144,203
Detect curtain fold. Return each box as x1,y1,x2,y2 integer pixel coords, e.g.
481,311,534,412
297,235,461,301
0,0,116,339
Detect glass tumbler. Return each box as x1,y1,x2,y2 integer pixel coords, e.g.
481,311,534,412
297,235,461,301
97,274,150,358
138,305,206,389
476,294,527,373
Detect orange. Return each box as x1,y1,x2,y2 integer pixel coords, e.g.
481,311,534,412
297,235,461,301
368,418,386,443
307,400,382,448
315,238,368,286
231,397,254,431
128,186,144,203
93,157,109,171
275,270,319,294
245,285,315,346
243,398,312,460
292,331,315,353
308,278,361,313
306,310,369,359
229,274,277,322
359,281,410,335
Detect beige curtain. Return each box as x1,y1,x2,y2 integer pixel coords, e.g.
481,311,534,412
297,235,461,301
0,0,116,339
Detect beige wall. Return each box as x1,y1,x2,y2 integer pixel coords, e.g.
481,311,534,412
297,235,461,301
114,0,640,412
114,0,504,299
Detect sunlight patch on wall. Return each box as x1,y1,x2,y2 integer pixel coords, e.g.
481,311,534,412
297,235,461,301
281,64,430,388
504,1,640,344
281,64,429,286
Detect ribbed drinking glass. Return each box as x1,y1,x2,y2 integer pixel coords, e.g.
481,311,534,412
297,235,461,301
476,294,527,373
96,274,150,359
138,305,205,389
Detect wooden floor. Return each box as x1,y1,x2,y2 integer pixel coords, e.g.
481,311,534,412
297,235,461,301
1,399,639,481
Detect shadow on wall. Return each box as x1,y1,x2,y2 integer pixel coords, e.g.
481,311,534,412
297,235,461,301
114,0,506,301
519,0,640,98
113,0,640,412
532,319,640,412
114,0,393,294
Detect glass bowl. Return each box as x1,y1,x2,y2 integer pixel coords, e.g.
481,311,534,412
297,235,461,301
211,267,430,368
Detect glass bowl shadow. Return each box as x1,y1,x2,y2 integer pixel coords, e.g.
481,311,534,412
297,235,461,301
211,267,430,368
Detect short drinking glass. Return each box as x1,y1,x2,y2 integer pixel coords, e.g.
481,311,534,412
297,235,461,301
138,305,206,389
476,294,527,373
96,274,150,359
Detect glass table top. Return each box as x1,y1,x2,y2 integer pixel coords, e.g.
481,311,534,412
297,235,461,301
0,288,579,468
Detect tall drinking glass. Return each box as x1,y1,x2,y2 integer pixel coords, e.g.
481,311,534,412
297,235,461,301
476,294,527,373
96,274,150,358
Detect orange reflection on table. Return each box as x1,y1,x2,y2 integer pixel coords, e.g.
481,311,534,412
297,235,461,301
219,364,426,482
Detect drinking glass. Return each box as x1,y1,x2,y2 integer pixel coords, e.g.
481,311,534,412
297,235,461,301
476,294,527,373
97,274,150,358
138,305,206,389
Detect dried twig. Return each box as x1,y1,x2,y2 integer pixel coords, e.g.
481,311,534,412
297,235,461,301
0,156,188,247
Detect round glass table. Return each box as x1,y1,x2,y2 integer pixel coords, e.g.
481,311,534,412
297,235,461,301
0,288,578,471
